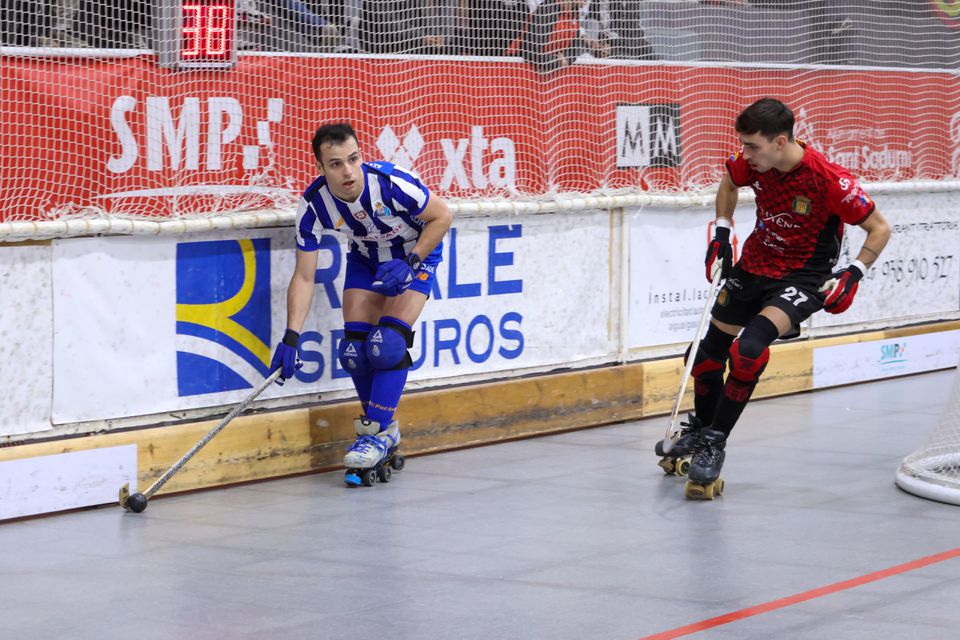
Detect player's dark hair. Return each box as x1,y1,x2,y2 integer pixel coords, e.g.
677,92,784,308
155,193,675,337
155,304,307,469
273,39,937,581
312,123,359,163
735,98,794,141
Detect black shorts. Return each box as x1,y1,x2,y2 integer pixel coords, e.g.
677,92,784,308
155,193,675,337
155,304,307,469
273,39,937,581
711,265,827,328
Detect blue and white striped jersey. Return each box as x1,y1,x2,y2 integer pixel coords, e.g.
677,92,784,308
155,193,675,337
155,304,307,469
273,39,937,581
295,161,435,263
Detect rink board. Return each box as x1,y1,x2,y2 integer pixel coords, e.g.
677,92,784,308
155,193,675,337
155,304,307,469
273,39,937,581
0,320,956,520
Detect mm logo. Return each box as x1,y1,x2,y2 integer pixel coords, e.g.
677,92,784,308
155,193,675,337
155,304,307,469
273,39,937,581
616,103,681,168
880,342,907,365
176,238,271,396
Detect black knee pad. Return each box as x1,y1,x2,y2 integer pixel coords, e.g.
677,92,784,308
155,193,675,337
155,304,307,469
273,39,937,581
689,324,734,379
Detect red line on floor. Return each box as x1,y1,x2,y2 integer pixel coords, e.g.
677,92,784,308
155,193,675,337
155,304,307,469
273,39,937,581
639,547,960,640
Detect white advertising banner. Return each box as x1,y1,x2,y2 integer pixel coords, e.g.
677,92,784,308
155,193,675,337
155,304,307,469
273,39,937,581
0,244,53,436
811,192,960,329
629,192,960,350
0,445,137,520
52,213,614,423
628,204,751,349
813,330,960,389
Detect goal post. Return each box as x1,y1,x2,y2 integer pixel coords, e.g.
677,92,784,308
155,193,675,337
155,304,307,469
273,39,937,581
896,364,960,506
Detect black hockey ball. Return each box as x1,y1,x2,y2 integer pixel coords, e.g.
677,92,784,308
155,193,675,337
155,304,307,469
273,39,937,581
127,492,148,513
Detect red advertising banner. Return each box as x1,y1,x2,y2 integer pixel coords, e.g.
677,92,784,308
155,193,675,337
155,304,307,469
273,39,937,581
1,55,958,221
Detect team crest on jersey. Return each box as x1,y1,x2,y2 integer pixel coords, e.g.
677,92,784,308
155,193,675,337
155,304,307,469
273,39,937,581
374,201,393,217
792,196,812,215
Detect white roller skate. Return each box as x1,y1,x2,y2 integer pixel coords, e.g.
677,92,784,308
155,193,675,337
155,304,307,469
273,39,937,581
343,418,405,487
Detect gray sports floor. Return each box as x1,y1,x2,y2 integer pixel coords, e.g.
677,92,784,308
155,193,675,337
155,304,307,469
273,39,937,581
3,370,959,640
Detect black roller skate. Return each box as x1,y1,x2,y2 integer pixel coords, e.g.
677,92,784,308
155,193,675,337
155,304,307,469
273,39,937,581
655,414,703,476
684,429,726,500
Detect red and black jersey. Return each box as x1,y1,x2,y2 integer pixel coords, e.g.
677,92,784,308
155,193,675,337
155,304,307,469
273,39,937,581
725,142,875,280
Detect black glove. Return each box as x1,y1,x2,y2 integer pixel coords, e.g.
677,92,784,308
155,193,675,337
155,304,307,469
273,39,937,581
705,225,733,282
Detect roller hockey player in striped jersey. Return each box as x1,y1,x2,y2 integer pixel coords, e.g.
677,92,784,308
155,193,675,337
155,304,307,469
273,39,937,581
270,122,453,486
673,98,891,499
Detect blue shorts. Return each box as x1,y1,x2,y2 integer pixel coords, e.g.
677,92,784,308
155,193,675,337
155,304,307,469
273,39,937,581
344,250,442,298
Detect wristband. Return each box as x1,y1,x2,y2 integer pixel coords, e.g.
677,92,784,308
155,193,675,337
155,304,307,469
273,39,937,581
282,329,300,347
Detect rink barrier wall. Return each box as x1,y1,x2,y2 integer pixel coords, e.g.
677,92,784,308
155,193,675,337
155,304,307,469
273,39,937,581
0,320,956,520
4,189,958,437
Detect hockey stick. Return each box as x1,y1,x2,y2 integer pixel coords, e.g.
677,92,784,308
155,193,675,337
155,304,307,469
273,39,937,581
818,277,839,295
119,368,282,513
660,269,724,454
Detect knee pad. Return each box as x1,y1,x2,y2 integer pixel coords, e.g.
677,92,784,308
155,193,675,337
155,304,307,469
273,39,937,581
338,328,373,376
366,318,414,371
686,325,733,379
729,339,770,383
728,315,778,382
690,344,726,380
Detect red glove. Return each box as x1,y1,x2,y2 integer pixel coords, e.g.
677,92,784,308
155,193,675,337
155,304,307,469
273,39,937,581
821,263,865,314
705,225,733,282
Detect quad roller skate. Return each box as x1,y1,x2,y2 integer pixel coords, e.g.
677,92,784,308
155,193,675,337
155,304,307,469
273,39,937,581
655,414,704,476
344,418,405,487
684,428,726,500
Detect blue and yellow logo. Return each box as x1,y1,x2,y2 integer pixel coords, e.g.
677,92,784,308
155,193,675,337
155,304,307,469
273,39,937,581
175,238,271,396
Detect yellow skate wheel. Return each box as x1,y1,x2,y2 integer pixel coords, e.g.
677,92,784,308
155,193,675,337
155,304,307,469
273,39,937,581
684,480,720,500
676,458,691,477
684,480,705,500
658,457,676,475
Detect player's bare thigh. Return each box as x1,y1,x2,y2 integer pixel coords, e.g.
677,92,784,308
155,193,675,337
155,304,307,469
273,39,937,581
343,288,429,326
710,305,793,338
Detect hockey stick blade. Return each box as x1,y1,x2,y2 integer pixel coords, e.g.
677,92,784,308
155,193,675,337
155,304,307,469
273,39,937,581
118,369,283,510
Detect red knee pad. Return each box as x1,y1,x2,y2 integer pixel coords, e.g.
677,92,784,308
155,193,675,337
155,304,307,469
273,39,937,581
687,343,726,379
729,340,770,383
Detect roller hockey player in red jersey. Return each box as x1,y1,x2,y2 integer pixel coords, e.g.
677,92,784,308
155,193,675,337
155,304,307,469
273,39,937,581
663,98,892,499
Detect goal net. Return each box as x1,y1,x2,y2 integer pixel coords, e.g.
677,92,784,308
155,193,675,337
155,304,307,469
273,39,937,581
1,1,959,227
896,364,960,506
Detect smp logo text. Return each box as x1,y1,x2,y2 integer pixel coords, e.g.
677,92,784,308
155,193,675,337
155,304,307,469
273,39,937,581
176,238,272,396
616,103,681,168
880,341,908,365
108,96,283,174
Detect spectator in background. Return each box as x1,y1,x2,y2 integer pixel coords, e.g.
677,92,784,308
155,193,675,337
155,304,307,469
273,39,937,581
581,0,656,60
263,0,340,52
40,0,88,47
411,0,463,55
520,0,608,73
237,0,272,50
462,0,529,57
